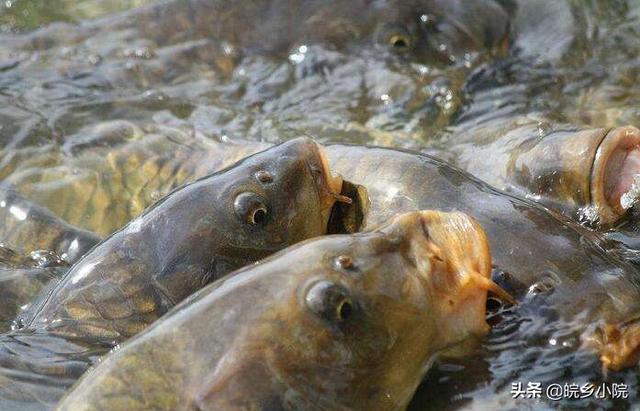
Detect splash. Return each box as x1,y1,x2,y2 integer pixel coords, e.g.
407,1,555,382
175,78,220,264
577,205,601,225
619,174,640,210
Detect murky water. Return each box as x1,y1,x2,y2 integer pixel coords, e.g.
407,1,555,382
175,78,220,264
2,0,640,409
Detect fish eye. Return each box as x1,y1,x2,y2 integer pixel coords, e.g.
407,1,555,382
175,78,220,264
388,33,412,51
305,280,354,324
233,192,269,226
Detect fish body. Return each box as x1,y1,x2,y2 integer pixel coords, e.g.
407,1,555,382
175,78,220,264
0,188,100,264
23,137,344,344
0,138,349,409
440,115,640,227
57,210,501,411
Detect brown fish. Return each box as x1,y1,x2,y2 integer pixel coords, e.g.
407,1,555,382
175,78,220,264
0,188,100,264
79,0,510,61
0,190,101,327
1,121,270,236
441,116,640,226
0,137,357,410
20,137,348,345
0,266,65,331
7,135,640,369
326,145,640,356
56,210,509,411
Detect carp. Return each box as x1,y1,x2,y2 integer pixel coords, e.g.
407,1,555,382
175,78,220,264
57,210,509,411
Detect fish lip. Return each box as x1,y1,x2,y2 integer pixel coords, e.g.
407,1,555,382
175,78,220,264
303,141,350,231
408,211,511,342
591,126,640,224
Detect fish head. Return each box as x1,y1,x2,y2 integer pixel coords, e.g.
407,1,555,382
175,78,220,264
220,137,353,254
370,0,510,66
506,125,640,226
198,210,510,410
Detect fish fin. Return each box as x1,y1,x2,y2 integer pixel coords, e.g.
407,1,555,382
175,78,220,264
596,318,640,371
191,350,281,410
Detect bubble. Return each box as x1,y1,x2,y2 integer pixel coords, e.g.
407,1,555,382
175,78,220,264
413,64,430,76
288,44,308,65
87,54,102,65
221,42,236,56
123,46,155,59
10,318,24,331
526,276,557,296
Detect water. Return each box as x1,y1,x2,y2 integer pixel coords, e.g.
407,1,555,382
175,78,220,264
0,0,155,32
2,0,640,409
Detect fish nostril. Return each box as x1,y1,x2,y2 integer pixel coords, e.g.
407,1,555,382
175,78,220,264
255,170,273,183
335,255,354,270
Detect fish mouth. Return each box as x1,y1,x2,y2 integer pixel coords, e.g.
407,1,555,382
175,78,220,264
592,126,640,224
406,211,514,343
305,141,365,234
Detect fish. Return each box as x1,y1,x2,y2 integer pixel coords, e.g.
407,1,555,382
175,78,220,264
1,121,271,236
325,144,640,372
439,116,640,227
0,137,355,410
21,137,349,344
0,0,513,163
0,266,66,332
7,133,640,369
0,190,101,327
17,0,509,62
56,210,509,411
0,188,100,265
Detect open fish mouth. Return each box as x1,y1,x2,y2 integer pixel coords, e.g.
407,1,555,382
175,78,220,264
305,141,366,234
592,125,640,223
313,143,353,205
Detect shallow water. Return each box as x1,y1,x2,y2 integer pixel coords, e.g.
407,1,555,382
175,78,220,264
2,0,640,410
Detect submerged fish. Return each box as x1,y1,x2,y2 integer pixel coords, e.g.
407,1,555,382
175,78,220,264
19,0,508,62
56,210,509,411
0,266,66,332
0,190,101,327
0,188,100,264
1,122,270,236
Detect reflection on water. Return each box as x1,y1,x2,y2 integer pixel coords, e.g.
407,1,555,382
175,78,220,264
1,0,640,410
